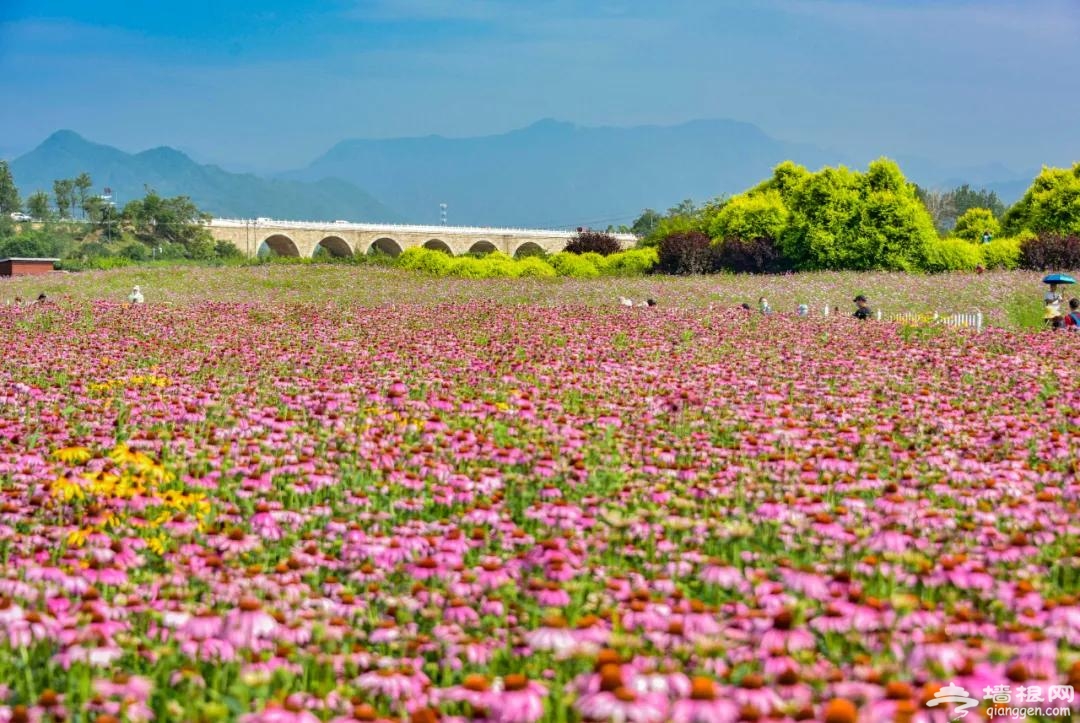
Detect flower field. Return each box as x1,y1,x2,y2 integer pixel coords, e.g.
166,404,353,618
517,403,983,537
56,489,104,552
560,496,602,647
0,266,1079,722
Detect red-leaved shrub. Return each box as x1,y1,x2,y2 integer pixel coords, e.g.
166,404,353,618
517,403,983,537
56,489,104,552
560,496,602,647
657,231,716,275
564,230,621,256
1019,233,1080,271
715,236,788,273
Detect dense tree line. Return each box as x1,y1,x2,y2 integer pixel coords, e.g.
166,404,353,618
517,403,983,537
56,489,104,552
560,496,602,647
0,167,239,264
633,159,1080,274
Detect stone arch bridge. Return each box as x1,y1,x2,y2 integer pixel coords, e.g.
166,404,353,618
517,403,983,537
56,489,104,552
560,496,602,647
209,218,637,258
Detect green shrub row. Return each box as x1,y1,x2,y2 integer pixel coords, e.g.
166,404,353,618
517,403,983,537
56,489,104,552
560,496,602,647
922,235,1025,271
395,247,658,278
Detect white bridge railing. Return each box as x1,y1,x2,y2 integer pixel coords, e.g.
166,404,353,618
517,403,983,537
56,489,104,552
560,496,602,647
878,309,984,333
208,217,638,242
820,306,984,332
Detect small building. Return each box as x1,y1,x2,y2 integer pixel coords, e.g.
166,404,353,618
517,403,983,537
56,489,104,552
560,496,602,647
0,258,59,277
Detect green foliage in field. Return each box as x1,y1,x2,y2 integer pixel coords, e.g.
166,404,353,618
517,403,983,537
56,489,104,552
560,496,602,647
708,190,788,243
704,158,938,272
595,247,658,276
953,207,1000,242
979,236,1024,270
922,237,981,272
549,252,600,278
1005,291,1047,329
1004,163,1080,236
393,246,654,279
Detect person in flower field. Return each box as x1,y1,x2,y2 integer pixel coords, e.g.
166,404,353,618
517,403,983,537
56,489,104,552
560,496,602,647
853,295,872,320
1063,298,1080,330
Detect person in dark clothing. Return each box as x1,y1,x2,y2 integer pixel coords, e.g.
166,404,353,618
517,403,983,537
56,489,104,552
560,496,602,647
853,295,872,320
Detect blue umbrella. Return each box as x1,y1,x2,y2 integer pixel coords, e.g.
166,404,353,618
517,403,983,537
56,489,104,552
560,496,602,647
1043,273,1077,285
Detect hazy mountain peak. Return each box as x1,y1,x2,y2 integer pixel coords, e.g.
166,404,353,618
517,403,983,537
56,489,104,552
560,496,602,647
41,129,87,146
12,132,400,221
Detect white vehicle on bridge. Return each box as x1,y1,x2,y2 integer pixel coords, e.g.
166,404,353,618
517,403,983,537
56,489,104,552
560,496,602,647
9,213,32,222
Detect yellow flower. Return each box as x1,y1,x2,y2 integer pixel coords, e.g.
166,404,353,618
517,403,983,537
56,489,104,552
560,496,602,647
66,527,92,547
146,536,167,555
50,478,84,502
53,447,92,464
109,444,136,464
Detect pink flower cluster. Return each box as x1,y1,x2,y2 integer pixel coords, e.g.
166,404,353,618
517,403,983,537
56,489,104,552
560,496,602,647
0,296,1077,722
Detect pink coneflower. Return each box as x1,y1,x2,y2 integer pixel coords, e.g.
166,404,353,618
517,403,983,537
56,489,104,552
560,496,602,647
475,560,512,589
759,609,815,652
444,598,479,626
731,673,781,715
532,581,571,608
92,673,152,701
181,609,223,639
487,674,546,723
575,686,669,722
356,666,430,701
224,597,278,649
239,700,322,723
526,615,577,655
571,615,611,648
670,677,739,723
179,635,237,662
219,528,261,555
55,641,124,668
437,673,494,709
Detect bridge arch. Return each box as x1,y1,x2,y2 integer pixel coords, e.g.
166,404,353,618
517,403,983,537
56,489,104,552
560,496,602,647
468,240,498,256
367,237,403,258
513,241,546,258
317,236,353,258
423,239,453,255
260,234,300,258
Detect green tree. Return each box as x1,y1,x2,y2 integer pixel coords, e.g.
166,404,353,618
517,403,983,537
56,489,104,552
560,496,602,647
27,191,50,220
781,159,936,271
122,189,213,253
81,195,105,224
1002,163,1080,236
764,160,811,201
74,173,93,218
915,186,958,233
0,161,20,215
953,208,1000,242
708,190,788,242
630,208,663,238
666,198,697,217
0,228,75,258
951,184,1005,219
53,179,75,219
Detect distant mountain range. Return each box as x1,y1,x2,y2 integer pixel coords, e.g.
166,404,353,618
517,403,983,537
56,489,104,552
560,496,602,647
9,130,400,222
285,118,849,227
8,122,1040,228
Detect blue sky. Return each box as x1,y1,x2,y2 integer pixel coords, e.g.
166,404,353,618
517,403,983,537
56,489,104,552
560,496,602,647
1,0,1077,173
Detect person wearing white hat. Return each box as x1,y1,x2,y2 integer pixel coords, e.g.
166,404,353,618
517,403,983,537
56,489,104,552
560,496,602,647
128,285,144,304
